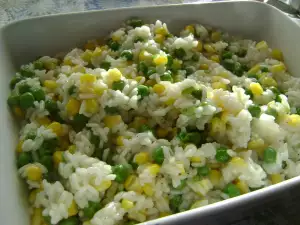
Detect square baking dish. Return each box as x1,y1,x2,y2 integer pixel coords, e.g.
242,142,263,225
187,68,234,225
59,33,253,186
1,1,300,225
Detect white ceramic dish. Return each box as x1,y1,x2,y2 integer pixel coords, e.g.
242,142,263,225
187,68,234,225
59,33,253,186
1,1,300,224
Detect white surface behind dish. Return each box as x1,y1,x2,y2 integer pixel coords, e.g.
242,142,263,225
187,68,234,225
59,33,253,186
1,2,300,225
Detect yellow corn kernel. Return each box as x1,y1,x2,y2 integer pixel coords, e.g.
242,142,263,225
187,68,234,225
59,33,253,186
26,165,42,182
67,145,76,154
156,127,169,138
271,174,283,184
139,50,151,62
256,41,268,50
199,63,209,70
145,79,156,87
66,98,81,117
80,73,96,83
148,164,160,175
103,115,122,128
36,117,51,126
121,199,134,210
190,156,201,163
63,57,73,66
142,183,154,196
271,63,286,73
153,84,165,95
261,76,277,87
68,200,78,217
85,99,99,114
159,212,171,218
271,49,283,61
210,55,220,63
72,65,85,73
116,136,124,146
135,152,150,165
13,106,24,118
153,55,168,66
48,122,64,137
217,71,229,78
248,138,266,158
204,44,215,53
236,180,249,194
154,34,165,44
185,25,195,34
111,34,121,42
210,117,226,137
212,81,227,90
107,68,122,83
172,58,182,71
44,80,57,89
124,175,143,193
165,98,175,106
211,31,221,42
155,27,168,36
29,189,41,204
81,49,93,62
230,157,247,167
135,76,144,83
93,84,107,96
53,151,63,167
220,111,229,123
177,163,185,174
31,208,43,225
248,64,260,74
286,114,300,126
209,169,221,186
85,40,97,50
93,180,112,192
249,82,263,96
16,140,23,153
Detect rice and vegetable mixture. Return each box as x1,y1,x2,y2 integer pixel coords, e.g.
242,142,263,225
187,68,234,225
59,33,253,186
7,18,300,225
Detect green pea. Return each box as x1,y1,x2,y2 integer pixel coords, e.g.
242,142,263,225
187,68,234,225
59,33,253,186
127,18,144,28
191,89,203,100
10,75,23,90
112,80,126,91
73,113,89,131
247,73,259,80
26,131,36,140
175,179,186,190
137,85,150,97
138,124,151,133
100,61,111,70
39,155,53,171
167,55,173,68
261,66,269,72
42,138,59,150
33,61,44,70
245,89,253,99
185,66,195,76
222,60,235,72
20,65,35,77
108,40,120,51
18,83,31,94
192,54,199,62
121,50,134,61
45,99,58,113
7,95,20,107
113,164,131,183
223,183,241,198
58,216,80,225
248,104,261,118
174,48,186,59
215,147,231,163
104,106,119,114
186,132,202,145
197,165,210,177
17,152,32,168
83,201,101,219
234,62,244,77
160,72,173,82
31,88,45,101
152,146,164,164
20,92,35,109
265,108,278,120
182,87,196,95
138,61,148,75
170,195,182,213
263,147,277,163
68,85,77,95
221,51,233,60
146,68,156,79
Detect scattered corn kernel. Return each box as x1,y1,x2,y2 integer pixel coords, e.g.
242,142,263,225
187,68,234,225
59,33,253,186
210,117,226,137
80,74,96,83
248,138,266,158
85,40,97,50
249,82,263,96
165,98,175,106
199,63,209,70
31,208,43,225
153,84,165,95
236,180,249,194
29,189,40,204
93,84,107,96
124,175,143,193
104,115,122,128
53,151,63,167
220,111,229,123
211,31,221,42
72,65,85,73
142,183,154,196
190,156,202,163
116,136,124,146
107,68,122,83
212,81,227,90
121,199,134,210
26,165,42,182
286,114,300,126
135,76,144,83
271,174,283,184
261,76,277,87
148,164,160,175
196,40,203,52
230,157,247,167
172,59,182,70
209,169,221,186
145,79,156,87
44,80,57,89
155,27,168,36
271,63,286,73
85,99,99,114
256,41,268,50
210,55,220,63
48,122,64,137
204,44,215,53
67,145,76,154
139,50,151,62
153,54,168,66
135,152,150,165
63,57,73,66
248,64,260,74
156,127,169,138
94,180,112,192
185,25,195,34
13,106,24,118
36,117,51,126
81,49,93,62
16,140,23,153
66,98,81,117
271,49,283,61
68,200,78,217
154,34,165,44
